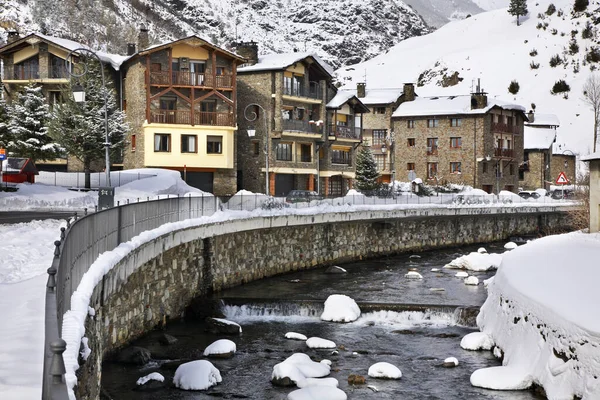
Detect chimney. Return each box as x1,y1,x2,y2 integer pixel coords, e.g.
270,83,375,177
138,24,149,51
403,83,415,102
470,79,487,109
127,43,136,56
7,31,19,44
527,110,534,123
357,82,366,98
235,41,259,65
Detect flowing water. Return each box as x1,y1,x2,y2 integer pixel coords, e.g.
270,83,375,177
102,240,543,399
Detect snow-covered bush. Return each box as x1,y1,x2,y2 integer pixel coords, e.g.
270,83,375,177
508,80,520,94
546,3,556,15
549,54,562,67
551,80,570,94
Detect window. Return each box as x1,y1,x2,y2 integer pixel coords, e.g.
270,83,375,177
450,118,462,127
427,119,439,128
427,138,438,155
181,135,197,153
427,162,438,179
284,74,304,96
207,136,222,154
331,149,351,165
372,130,386,146
300,144,312,162
216,67,225,75
294,107,305,120
483,162,488,174
276,143,293,161
373,107,386,114
154,133,170,152
131,134,136,152
252,141,260,156
507,116,513,126
450,137,462,149
407,163,415,171
407,120,415,128
407,138,416,147
374,154,386,171
450,162,462,174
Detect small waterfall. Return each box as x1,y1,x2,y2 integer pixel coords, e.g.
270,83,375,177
221,300,324,321
453,306,480,328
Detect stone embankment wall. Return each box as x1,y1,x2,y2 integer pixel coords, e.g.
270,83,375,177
77,207,572,399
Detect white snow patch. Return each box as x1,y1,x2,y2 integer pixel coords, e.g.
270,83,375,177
455,271,469,278
464,276,479,286
431,268,440,272
504,241,518,250
136,372,165,386
405,271,423,279
445,252,503,271
444,357,459,366
272,353,331,387
203,339,236,356
211,318,242,333
477,247,487,254
286,332,308,341
306,337,337,349
460,332,494,351
368,362,402,379
173,360,222,391
296,377,339,388
320,359,332,366
320,294,361,323
79,337,91,361
470,366,532,390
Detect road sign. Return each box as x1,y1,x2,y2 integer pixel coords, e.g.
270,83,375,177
555,171,570,185
0,148,5,161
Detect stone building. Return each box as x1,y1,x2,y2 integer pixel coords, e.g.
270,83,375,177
520,112,558,190
391,86,528,193
121,35,245,195
235,42,337,196
550,144,577,188
582,151,600,233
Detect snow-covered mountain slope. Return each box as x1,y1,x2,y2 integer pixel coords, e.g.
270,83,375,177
472,0,509,11
0,0,431,69
336,0,600,156
403,0,484,27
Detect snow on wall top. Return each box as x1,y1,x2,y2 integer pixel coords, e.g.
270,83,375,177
341,88,404,105
525,113,560,127
326,91,356,109
523,126,556,150
581,151,600,161
391,95,525,118
237,52,334,77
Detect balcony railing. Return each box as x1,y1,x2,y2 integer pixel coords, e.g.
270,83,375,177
328,125,361,140
491,122,519,134
49,66,69,79
495,148,514,158
282,119,321,134
150,109,234,126
331,157,352,165
149,71,233,88
426,146,438,155
283,81,322,100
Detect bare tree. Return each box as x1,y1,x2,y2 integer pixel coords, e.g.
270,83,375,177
582,73,600,152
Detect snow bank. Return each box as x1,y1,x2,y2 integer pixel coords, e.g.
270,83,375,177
320,294,361,323
288,386,347,400
136,372,164,385
203,339,236,357
286,332,308,341
173,360,222,390
368,362,402,379
460,332,494,350
475,232,600,399
306,337,337,349
444,251,503,271
471,366,532,390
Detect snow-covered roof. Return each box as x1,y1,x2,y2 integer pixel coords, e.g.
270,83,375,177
525,113,560,127
238,52,334,77
136,35,245,62
523,126,556,150
581,151,600,161
347,88,405,105
326,91,356,109
392,95,526,118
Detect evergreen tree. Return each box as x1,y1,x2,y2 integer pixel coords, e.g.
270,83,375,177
49,58,127,189
0,100,10,149
355,143,380,192
508,0,528,26
7,84,62,162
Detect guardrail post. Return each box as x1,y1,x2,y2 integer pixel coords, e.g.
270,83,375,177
95,205,98,213
73,212,78,221
60,227,66,241
50,339,67,384
84,208,88,216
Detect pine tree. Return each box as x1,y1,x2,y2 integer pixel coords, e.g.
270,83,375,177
49,58,127,189
355,144,380,192
0,100,10,149
508,0,528,26
8,83,62,162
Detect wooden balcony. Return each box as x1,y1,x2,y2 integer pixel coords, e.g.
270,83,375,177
491,122,519,134
282,119,322,134
149,71,233,89
150,109,234,126
494,148,514,158
328,125,361,140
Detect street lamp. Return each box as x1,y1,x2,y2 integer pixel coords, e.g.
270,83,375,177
65,48,112,191
244,103,269,195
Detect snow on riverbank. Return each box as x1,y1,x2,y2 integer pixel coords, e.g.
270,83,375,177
474,232,600,398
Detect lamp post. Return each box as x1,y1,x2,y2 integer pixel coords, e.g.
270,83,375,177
66,48,112,190
244,103,269,195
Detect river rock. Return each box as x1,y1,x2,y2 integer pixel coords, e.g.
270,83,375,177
158,333,178,346
324,265,347,274
443,357,459,367
206,317,242,334
348,374,366,385
117,346,152,365
271,376,296,387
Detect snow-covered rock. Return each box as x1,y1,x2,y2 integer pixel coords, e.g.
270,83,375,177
477,247,487,254
464,276,479,286
288,386,347,400
324,266,347,274
460,332,494,351
205,317,242,334
445,252,502,271
455,271,469,278
470,366,532,390
173,360,222,390
203,339,236,358
405,271,423,279
296,377,339,388
431,268,440,272
367,362,402,379
443,357,459,367
136,372,165,385
286,332,308,341
320,294,361,323
320,359,332,366
306,337,337,349
504,241,517,250
271,353,331,387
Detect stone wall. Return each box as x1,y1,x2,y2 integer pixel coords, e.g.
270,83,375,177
75,207,573,399
122,60,147,169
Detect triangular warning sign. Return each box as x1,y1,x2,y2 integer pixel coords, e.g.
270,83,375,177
555,171,570,185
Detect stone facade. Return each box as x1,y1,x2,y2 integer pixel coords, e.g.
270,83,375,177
73,207,574,399
122,60,147,169
588,158,600,233
550,154,577,184
520,150,551,190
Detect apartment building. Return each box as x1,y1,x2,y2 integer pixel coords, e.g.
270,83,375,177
520,112,559,190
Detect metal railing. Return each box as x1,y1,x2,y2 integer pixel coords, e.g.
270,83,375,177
495,148,514,158
282,119,321,133
491,122,519,134
36,171,156,189
150,109,234,126
328,125,361,140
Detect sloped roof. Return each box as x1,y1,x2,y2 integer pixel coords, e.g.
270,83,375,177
524,126,556,150
392,95,526,118
0,33,129,71
326,90,369,113
136,35,245,62
237,52,334,77
525,113,560,127
349,88,404,105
